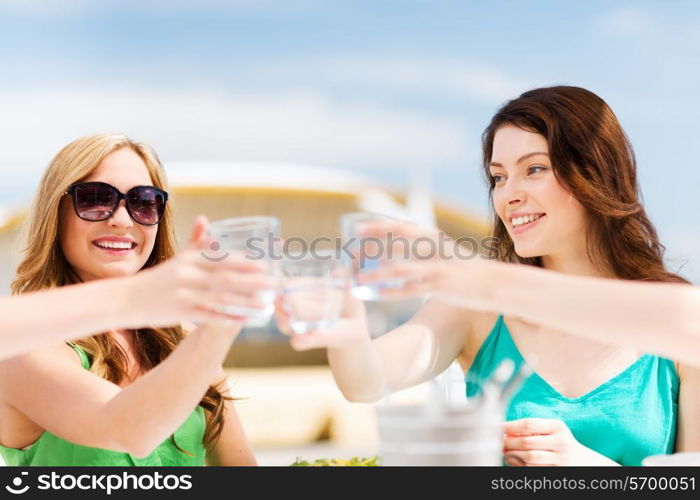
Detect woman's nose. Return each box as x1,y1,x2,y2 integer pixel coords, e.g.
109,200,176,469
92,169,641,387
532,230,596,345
107,201,133,228
500,177,527,206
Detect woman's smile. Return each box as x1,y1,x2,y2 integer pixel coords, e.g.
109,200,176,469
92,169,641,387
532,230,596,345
91,236,139,256
509,213,546,235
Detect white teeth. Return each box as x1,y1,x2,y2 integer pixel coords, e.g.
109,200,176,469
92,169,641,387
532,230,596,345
95,241,133,250
512,214,543,227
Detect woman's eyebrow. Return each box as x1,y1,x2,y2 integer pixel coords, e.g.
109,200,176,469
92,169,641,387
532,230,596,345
489,151,549,168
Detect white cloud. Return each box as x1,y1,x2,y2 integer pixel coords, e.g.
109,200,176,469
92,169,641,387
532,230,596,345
264,56,530,105
0,86,474,175
597,7,658,38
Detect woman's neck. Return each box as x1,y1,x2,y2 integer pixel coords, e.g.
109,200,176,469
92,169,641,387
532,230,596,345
108,329,143,385
540,253,611,278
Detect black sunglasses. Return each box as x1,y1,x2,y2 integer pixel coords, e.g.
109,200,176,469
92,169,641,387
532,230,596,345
65,182,168,226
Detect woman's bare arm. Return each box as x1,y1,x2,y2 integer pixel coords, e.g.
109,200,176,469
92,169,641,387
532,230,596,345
0,322,240,458
279,294,472,403
206,368,256,466
0,216,274,360
361,221,700,365
479,262,700,367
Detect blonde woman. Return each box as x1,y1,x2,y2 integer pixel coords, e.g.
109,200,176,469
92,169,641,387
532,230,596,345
0,215,266,360
0,133,268,466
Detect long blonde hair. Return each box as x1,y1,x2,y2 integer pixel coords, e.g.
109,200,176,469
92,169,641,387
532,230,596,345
12,133,228,451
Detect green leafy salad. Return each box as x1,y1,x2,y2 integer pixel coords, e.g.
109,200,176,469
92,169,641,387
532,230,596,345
290,456,379,467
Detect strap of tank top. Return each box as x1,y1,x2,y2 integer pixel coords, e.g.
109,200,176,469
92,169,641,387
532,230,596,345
66,342,91,370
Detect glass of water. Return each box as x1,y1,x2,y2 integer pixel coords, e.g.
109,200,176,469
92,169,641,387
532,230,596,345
207,216,280,327
340,212,406,301
281,250,347,334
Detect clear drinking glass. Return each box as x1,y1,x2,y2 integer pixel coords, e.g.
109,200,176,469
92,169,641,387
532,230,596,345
340,212,405,301
207,216,280,327
281,250,347,334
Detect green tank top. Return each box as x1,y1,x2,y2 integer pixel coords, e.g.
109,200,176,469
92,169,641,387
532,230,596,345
0,343,207,466
466,315,679,466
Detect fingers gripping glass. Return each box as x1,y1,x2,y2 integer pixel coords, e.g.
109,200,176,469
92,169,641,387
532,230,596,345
65,182,168,226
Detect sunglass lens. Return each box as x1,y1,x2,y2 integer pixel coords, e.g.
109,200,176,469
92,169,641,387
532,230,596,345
74,184,118,221
127,187,165,225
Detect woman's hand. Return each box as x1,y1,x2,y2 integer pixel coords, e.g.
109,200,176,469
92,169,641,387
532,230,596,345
122,216,277,328
275,291,371,351
357,219,456,262
503,418,618,466
354,220,496,308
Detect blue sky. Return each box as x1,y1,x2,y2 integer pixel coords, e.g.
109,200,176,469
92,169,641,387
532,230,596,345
0,0,698,281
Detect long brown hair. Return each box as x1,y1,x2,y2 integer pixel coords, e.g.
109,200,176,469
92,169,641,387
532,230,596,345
481,86,687,284
12,133,229,451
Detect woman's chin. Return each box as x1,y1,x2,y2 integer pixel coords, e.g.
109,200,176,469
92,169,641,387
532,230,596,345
81,263,142,280
513,247,544,259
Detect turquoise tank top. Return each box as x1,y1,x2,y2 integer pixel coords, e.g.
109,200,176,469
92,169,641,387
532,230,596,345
0,343,207,466
466,315,679,466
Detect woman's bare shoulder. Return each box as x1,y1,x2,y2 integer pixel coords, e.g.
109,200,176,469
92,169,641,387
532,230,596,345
0,343,86,447
0,343,83,378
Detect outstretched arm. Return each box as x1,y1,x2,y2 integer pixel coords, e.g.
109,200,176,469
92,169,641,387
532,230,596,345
0,216,273,360
478,262,700,367
360,221,700,366
0,322,239,458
